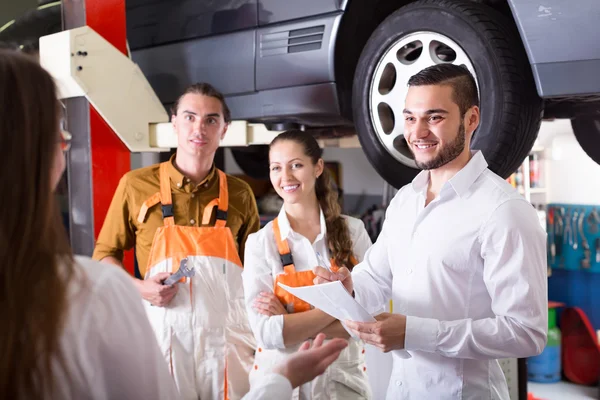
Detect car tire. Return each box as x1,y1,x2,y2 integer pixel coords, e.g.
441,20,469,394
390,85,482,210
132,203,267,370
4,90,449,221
230,145,270,180
352,0,543,188
571,117,600,165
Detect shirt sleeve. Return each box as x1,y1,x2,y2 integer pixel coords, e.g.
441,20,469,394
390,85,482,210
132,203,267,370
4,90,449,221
347,217,373,263
351,193,401,315
242,232,286,349
86,265,180,400
242,373,293,400
404,199,548,359
92,175,135,263
237,187,261,264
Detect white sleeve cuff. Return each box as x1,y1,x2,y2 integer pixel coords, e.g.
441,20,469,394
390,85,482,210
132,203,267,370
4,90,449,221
404,315,439,353
245,373,293,400
260,314,286,349
267,373,293,392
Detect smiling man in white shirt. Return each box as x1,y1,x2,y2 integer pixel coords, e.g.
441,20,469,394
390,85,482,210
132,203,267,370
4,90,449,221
314,63,548,399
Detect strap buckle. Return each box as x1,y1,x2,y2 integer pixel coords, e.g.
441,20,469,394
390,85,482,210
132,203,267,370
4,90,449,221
280,252,294,267
215,209,228,221
162,204,174,219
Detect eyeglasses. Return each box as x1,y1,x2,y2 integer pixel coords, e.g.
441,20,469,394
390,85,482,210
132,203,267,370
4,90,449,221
60,120,73,153
60,130,72,152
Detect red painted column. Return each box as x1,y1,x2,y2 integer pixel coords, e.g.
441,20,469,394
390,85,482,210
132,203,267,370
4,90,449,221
85,0,134,275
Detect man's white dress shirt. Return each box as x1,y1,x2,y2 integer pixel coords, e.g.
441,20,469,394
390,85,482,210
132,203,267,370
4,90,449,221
352,151,548,399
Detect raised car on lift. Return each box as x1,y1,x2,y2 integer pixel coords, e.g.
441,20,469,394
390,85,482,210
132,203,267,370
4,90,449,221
3,0,600,188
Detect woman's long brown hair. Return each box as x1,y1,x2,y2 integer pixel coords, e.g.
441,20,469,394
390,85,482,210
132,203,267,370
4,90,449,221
0,50,75,398
270,130,355,270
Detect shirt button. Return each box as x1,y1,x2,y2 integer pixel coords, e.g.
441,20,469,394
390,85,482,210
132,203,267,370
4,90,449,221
176,182,181,187
204,183,209,188
190,219,196,225
191,193,195,198
396,380,402,386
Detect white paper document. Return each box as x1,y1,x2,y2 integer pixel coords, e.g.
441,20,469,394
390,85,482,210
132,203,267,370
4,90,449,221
277,281,411,359
279,280,373,323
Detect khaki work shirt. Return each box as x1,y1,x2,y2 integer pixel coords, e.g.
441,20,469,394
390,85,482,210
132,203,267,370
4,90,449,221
92,156,260,276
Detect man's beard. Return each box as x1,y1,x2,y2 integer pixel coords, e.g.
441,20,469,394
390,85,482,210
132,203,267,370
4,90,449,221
411,124,466,170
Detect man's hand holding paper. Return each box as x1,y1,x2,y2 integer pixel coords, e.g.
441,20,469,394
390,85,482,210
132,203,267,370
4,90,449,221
344,313,407,353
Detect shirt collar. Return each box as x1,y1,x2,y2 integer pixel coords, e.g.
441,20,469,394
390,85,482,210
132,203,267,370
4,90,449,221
167,154,217,188
277,206,327,242
447,151,488,197
410,151,489,197
411,169,430,194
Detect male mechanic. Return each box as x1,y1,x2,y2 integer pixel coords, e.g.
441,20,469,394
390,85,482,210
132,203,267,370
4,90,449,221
93,83,260,400
315,64,548,399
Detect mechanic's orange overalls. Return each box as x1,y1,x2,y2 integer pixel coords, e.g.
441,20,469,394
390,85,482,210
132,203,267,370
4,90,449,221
249,217,371,399
140,162,255,400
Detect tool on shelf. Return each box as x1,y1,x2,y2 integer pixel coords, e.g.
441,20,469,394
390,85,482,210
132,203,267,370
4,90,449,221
548,204,600,271
573,210,579,250
549,208,556,265
554,208,565,267
545,204,600,276
563,208,573,247
587,208,600,234
579,211,591,269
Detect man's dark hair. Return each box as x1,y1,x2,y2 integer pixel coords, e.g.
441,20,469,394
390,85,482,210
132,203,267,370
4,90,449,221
171,82,231,123
407,64,479,116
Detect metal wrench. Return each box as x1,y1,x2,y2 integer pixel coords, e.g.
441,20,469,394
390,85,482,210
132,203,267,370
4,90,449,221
163,258,195,285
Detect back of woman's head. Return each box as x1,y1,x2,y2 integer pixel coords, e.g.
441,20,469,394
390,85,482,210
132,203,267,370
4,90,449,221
0,49,74,399
270,130,354,270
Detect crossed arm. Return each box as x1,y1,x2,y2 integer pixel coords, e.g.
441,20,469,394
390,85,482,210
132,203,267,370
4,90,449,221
252,291,349,346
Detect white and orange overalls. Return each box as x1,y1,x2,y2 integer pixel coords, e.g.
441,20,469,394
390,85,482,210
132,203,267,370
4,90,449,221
248,217,372,400
139,162,256,400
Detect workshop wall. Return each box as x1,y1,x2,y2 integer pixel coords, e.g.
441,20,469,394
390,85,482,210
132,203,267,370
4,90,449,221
536,119,600,204
321,147,385,215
